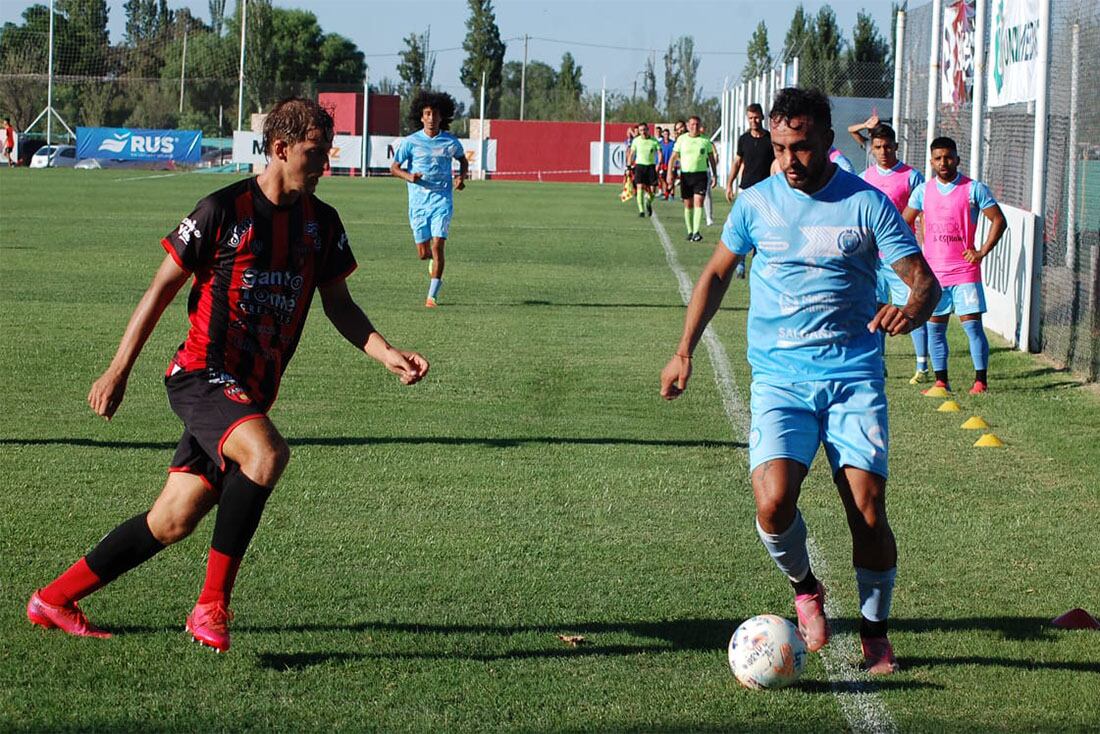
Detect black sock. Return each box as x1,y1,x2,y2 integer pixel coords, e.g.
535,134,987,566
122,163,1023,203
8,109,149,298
934,369,949,384
84,512,165,583
860,616,888,638
211,470,273,557
975,369,988,383
791,570,819,596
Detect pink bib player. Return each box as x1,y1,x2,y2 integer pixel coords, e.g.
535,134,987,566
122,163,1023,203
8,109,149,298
922,175,980,285
862,163,915,215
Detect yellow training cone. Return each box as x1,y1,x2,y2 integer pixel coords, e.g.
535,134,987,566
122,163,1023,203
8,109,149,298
961,416,990,430
974,433,1005,447
922,385,951,398
937,399,962,412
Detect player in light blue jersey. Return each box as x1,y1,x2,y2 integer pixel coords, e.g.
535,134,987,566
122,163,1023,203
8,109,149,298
660,88,940,675
390,91,468,308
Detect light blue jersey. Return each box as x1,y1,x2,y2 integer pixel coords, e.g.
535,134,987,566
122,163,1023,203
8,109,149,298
393,130,465,208
722,168,921,383
907,173,997,221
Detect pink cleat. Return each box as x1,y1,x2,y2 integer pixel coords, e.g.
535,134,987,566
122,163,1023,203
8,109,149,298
424,297,438,309
186,600,233,652
794,582,831,652
861,636,900,675
969,380,988,395
26,591,111,639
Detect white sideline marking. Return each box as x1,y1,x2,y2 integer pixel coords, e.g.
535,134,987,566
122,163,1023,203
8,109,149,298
113,171,187,182
651,213,897,734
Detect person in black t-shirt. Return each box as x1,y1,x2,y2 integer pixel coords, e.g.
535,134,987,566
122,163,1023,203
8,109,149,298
725,103,775,204
26,98,429,653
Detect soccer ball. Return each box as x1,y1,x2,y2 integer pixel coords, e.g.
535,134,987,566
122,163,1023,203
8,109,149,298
727,614,807,689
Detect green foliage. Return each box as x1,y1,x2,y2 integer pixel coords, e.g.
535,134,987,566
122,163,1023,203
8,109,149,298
397,27,435,98
743,21,772,82
783,3,810,63
845,10,891,98
460,0,506,117
799,5,846,94
662,36,700,120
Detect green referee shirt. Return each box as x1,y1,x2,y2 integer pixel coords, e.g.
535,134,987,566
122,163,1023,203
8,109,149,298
672,134,713,173
630,136,660,166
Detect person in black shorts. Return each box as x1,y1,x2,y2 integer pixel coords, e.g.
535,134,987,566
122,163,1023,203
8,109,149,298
26,97,429,653
667,116,717,241
628,122,661,217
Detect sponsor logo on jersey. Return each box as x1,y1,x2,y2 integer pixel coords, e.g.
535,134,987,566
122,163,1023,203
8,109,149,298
223,383,252,404
836,229,863,255
177,217,201,245
226,218,253,250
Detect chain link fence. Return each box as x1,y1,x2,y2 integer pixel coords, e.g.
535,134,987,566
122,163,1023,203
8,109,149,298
897,0,1099,380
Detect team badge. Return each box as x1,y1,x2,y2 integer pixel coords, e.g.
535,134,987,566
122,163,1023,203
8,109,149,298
836,229,863,255
223,383,252,404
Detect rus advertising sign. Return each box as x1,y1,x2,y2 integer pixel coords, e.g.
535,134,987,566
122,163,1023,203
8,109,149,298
941,0,976,106
76,127,202,163
987,0,1042,107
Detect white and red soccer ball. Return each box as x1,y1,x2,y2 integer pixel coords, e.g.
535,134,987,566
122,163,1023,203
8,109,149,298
728,614,807,689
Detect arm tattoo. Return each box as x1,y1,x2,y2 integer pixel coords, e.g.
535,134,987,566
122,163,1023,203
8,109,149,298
892,253,941,326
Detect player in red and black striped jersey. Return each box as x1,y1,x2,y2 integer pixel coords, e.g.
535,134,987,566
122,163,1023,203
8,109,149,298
27,98,429,652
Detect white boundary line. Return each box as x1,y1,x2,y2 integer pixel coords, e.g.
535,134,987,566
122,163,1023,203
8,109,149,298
651,212,897,734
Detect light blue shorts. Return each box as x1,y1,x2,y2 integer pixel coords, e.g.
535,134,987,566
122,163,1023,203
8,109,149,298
748,379,889,479
933,281,986,317
876,262,909,306
410,206,452,243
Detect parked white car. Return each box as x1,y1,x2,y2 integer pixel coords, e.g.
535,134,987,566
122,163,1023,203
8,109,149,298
29,144,78,168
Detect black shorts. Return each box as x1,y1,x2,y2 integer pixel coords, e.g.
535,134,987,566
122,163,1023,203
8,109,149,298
680,171,709,199
633,164,657,186
165,369,266,488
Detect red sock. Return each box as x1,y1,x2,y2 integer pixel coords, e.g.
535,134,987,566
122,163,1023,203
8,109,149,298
39,558,103,606
197,548,242,605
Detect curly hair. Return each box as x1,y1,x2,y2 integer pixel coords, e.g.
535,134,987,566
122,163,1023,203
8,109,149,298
408,90,456,131
768,87,832,133
262,97,334,154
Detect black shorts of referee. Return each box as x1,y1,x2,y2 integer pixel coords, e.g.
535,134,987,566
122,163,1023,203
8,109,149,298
633,164,658,187
680,171,709,199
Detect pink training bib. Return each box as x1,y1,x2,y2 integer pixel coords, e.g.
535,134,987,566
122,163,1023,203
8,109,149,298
862,163,915,215
922,175,980,285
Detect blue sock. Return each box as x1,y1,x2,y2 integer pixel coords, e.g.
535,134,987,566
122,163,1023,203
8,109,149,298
927,321,949,373
910,324,929,370
428,278,442,300
855,566,897,623
756,511,810,583
961,319,989,371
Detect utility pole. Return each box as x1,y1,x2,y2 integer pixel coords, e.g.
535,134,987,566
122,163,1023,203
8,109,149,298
520,34,528,121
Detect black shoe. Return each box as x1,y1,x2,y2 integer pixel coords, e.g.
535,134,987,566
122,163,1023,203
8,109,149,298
646,203,653,216
638,212,645,217
691,232,704,242
685,233,694,241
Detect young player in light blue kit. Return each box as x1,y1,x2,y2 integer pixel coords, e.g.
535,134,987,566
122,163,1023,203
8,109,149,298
660,88,940,675
390,90,468,308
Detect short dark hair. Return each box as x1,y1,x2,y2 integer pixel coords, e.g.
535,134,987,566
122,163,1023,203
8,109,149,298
869,123,896,143
930,136,957,153
746,103,764,116
408,89,457,131
769,87,832,132
688,115,701,124
262,97,334,154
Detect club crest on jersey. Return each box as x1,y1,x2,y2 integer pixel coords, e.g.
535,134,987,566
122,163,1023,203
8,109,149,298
226,218,254,250
836,228,863,255
223,383,252,404
177,217,201,245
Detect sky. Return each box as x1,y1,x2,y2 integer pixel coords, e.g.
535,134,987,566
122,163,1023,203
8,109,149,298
1,0,899,106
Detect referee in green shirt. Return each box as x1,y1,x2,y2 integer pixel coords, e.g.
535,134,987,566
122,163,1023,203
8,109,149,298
628,122,661,217
666,115,718,241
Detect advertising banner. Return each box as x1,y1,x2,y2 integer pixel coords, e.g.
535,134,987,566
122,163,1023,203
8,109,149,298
987,0,1042,107
76,127,202,163
589,142,628,176
979,203,1037,349
233,132,495,172
941,0,976,106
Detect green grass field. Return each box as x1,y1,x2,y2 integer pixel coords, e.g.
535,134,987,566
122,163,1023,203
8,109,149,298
1,169,1098,732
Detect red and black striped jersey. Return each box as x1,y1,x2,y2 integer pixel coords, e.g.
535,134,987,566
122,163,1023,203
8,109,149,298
161,177,357,410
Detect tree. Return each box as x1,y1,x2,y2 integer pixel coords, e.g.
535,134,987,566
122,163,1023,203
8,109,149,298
58,0,110,76
642,54,657,107
743,21,772,82
208,0,226,36
397,28,435,97
662,40,681,119
500,58,554,119
801,5,845,94
317,33,364,84
782,4,810,63
846,10,890,97
460,0,505,117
